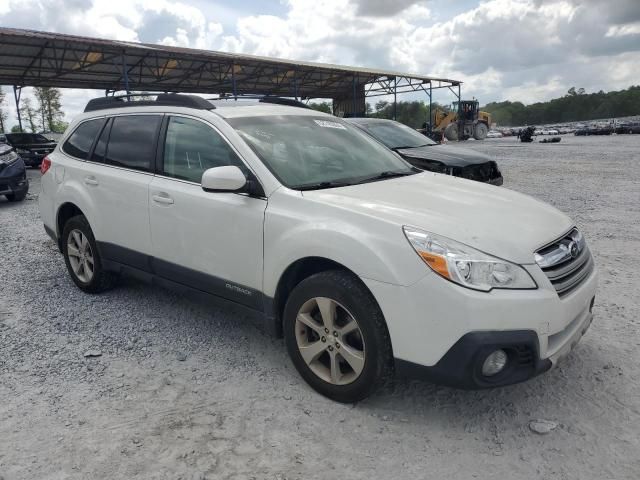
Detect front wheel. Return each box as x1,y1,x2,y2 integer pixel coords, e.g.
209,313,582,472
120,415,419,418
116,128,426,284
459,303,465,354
474,122,488,140
283,270,393,403
5,190,27,202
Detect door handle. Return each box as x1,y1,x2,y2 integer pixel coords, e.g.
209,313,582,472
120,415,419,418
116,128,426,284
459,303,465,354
152,193,174,205
84,176,99,186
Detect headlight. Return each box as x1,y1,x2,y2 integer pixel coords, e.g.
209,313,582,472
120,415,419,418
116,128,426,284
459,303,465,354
403,226,537,292
0,150,19,165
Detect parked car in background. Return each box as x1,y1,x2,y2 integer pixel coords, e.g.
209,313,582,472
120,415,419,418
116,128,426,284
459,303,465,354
3,132,57,167
486,130,503,138
0,142,29,202
38,131,64,143
346,118,503,185
615,121,640,134
40,94,596,402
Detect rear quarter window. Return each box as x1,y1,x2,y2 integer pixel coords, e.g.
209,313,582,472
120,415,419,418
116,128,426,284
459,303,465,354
62,119,106,160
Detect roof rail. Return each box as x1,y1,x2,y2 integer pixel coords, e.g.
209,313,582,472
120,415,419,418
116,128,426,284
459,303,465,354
84,93,214,113
209,95,310,109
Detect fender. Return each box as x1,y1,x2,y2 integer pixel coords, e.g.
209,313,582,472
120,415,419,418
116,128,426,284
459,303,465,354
262,189,429,298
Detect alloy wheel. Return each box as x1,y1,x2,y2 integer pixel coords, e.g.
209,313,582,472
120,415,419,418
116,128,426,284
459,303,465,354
67,229,95,283
294,297,366,385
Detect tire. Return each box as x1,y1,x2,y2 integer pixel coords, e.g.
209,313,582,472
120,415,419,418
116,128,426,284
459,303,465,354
283,270,393,403
474,122,488,140
62,215,117,293
5,190,27,202
444,123,459,141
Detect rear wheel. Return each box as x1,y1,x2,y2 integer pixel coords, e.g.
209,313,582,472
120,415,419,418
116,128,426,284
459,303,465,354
62,215,117,293
283,270,393,403
474,122,488,140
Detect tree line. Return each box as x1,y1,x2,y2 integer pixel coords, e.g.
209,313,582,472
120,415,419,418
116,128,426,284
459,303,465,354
309,85,640,127
0,86,67,133
482,85,640,126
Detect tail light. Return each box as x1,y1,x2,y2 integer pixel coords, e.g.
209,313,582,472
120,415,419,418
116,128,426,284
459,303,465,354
40,156,52,175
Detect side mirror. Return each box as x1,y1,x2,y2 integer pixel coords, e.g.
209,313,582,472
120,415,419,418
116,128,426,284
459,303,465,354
201,166,247,193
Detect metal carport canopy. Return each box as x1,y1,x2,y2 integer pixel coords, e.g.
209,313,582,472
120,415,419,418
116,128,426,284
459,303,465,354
0,28,461,99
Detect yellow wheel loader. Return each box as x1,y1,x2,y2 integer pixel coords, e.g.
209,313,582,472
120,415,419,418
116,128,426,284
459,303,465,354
433,100,491,141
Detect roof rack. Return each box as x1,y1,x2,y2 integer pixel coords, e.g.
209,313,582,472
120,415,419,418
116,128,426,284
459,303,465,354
84,93,214,113
209,95,310,109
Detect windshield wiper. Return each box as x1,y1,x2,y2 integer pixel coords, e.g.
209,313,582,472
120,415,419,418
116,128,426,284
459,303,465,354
296,180,353,191
354,170,416,184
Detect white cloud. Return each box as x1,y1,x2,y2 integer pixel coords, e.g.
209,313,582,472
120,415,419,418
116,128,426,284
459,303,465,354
1,0,639,130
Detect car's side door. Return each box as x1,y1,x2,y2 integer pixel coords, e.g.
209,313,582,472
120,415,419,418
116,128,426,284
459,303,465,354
71,114,161,269
149,115,267,309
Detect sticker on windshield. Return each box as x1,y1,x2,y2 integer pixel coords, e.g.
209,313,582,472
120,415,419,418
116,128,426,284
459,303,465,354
314,119,347,130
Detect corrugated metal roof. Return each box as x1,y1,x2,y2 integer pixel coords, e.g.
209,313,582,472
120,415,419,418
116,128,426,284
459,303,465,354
0,27,460,98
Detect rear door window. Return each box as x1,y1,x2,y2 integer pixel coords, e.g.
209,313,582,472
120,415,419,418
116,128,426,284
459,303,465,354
105,115,162,172
63,118,106,160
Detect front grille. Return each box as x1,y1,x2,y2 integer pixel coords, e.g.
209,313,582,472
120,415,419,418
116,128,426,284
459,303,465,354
536,229,594,298
459,161,500,183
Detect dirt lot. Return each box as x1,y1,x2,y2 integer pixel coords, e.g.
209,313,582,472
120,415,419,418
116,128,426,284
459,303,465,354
1,134,639,479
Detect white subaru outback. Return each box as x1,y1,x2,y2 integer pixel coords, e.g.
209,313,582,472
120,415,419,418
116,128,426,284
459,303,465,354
39,94,597,402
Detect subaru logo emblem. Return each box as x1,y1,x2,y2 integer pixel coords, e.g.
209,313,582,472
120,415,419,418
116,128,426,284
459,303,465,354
569,241,579,259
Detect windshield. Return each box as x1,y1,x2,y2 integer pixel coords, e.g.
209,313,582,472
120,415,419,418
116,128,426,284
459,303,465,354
360,121,436,149
228,115,415,189
6,133,52,144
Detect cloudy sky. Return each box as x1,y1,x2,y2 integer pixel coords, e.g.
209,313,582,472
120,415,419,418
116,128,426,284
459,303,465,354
1,0,639,127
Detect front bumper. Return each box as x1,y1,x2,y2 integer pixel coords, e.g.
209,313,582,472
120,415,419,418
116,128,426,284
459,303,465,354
362,259,598,388
487,175,504,186
396,305,593,389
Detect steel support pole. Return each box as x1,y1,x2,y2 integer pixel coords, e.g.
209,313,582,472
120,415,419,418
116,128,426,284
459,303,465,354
352,75,356,117
429,82,432,133
232,65,237,98
121,54,130,94
13,85,22,132
393,77,397,120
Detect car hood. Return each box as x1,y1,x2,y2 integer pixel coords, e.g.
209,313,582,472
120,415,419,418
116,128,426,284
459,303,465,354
397,144,493,167
302,172,573,264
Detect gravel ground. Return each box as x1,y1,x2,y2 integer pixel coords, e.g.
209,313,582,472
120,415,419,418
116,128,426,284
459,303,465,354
1,134,639,479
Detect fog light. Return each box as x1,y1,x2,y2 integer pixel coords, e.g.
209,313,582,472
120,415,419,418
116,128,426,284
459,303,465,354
482,349,508,376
